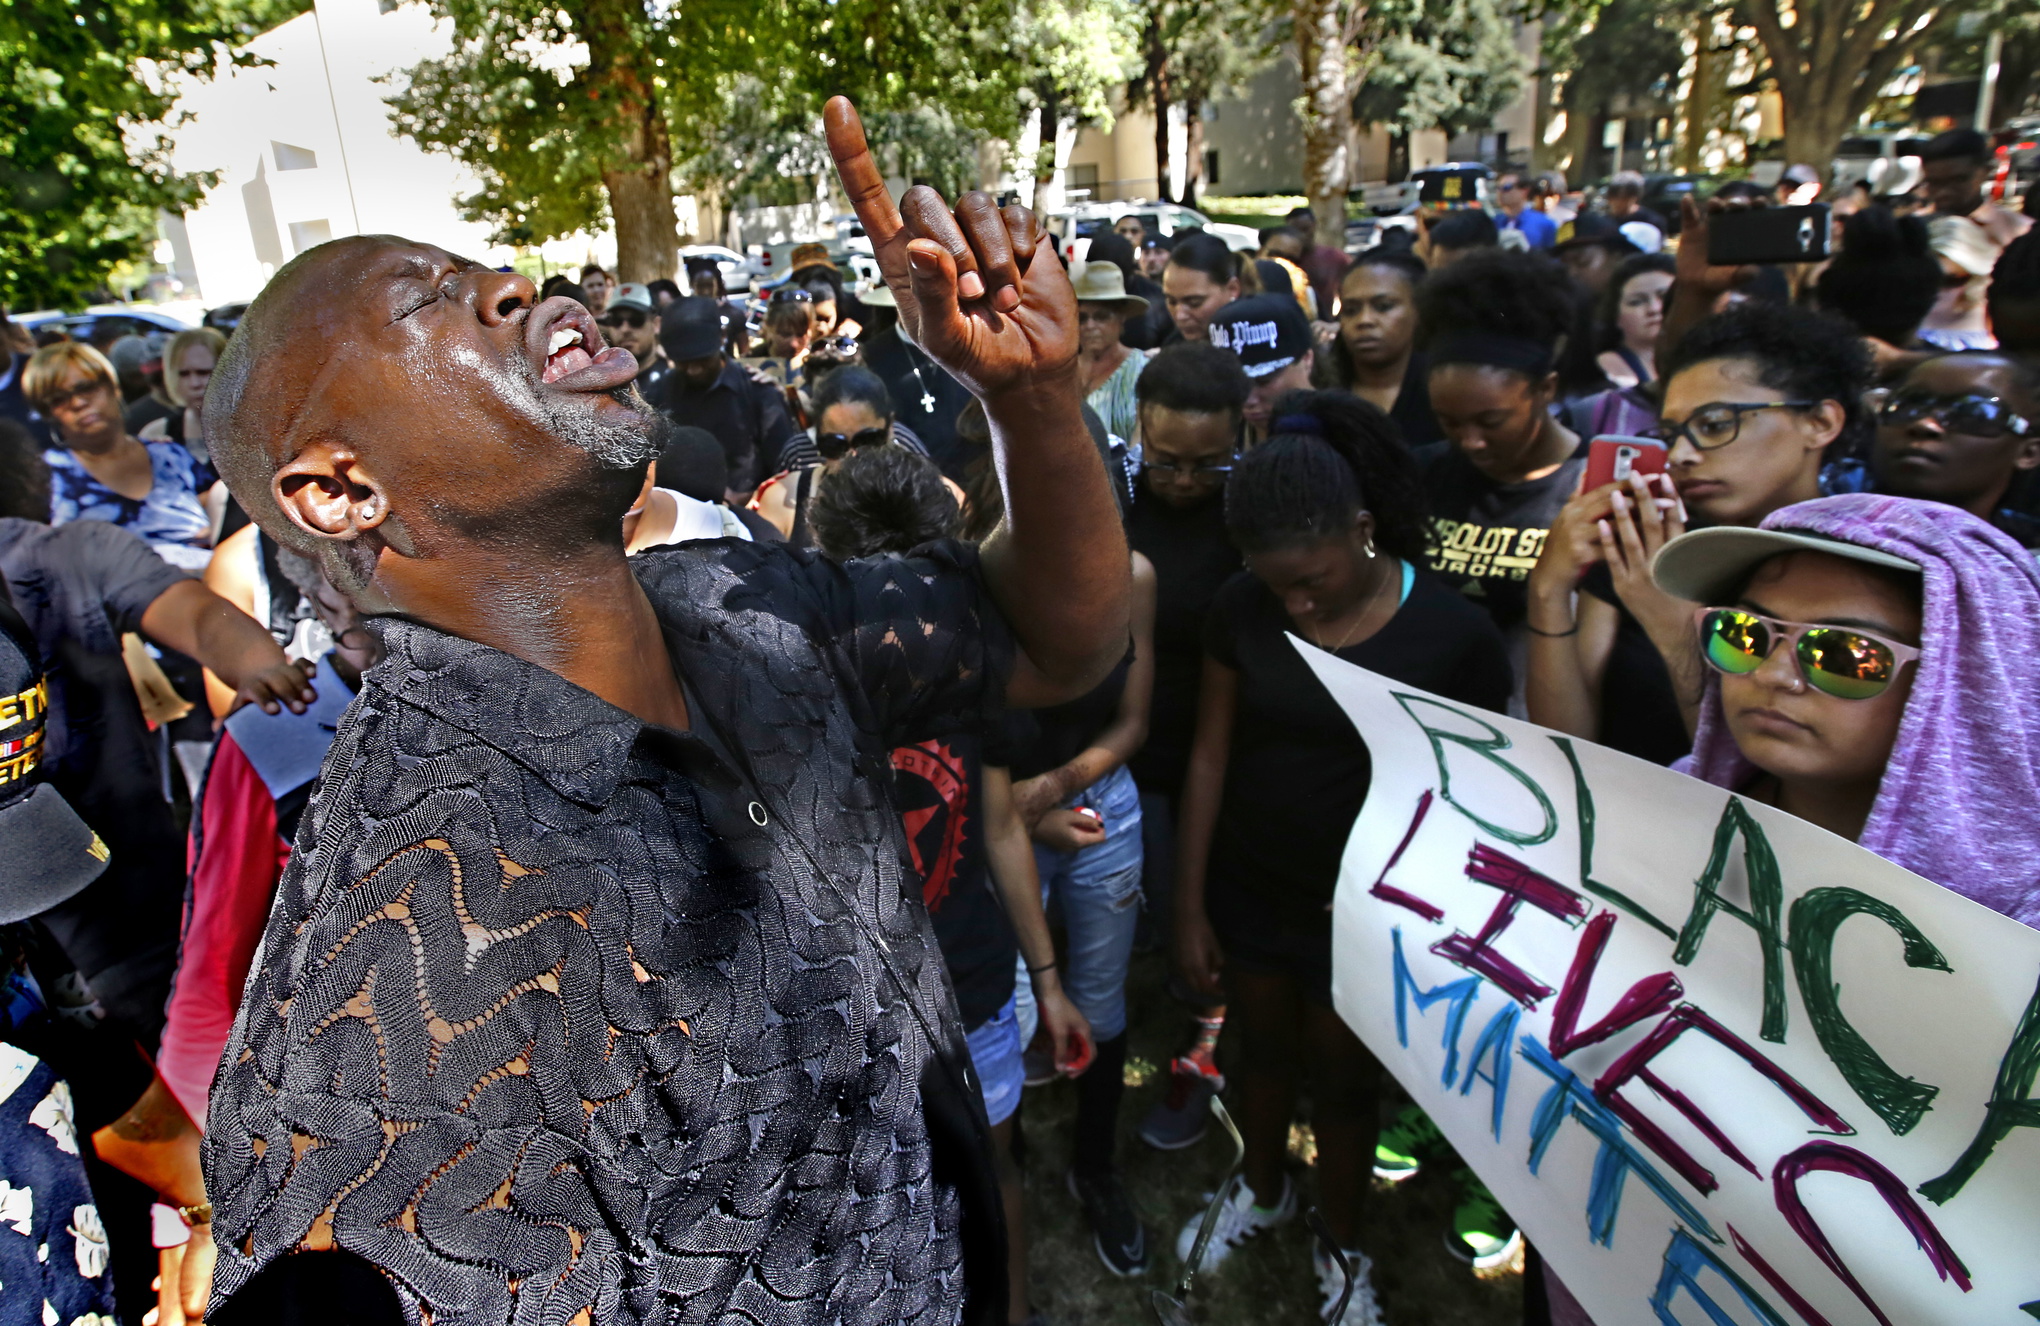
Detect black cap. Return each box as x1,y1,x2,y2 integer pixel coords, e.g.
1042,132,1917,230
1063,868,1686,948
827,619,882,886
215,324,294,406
0,591,108,923
1207,294,1312,379
1554,212,1644,255
660,297,726,362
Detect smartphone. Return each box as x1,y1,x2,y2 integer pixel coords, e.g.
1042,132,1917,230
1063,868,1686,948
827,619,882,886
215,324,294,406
1583,435,1669,491
1417,167,1486,207
1707,203,1831,265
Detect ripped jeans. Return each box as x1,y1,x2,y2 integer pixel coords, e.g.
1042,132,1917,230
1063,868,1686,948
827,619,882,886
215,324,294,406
1014,765,1143,1043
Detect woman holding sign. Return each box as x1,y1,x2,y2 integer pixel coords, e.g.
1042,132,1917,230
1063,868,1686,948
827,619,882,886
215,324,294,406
1172,391,1510,1324
1657,492,2040,925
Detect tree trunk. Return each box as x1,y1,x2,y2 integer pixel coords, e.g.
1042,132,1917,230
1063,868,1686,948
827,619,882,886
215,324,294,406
599,79,678,283
1679,16,1712,175
1557,102,1596,186
1035,89,1062,198
1296,0,1354,252
1146,7,1175,202
1182,97,1206,208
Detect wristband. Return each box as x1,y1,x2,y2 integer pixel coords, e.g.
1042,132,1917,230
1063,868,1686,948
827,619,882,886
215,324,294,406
177,1200,213,1227
1026,959,1057,977
1526,621,1579,638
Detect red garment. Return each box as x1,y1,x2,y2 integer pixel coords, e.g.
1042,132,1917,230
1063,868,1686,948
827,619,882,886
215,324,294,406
159,733,289,1123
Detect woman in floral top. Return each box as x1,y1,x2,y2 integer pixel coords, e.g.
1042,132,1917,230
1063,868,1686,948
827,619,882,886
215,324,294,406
24,344,213,571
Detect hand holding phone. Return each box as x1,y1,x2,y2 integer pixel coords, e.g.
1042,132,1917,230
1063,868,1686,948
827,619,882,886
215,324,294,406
1582,435,1668,492
1706,203,1830,266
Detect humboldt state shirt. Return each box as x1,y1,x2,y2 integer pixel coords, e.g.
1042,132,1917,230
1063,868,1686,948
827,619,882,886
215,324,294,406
1411,439,1586,634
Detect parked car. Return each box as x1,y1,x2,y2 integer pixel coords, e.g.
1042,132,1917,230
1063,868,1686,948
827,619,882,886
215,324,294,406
16,303,200,345
1045,200,1261,257
680,244,768,294
1832,133,1933,197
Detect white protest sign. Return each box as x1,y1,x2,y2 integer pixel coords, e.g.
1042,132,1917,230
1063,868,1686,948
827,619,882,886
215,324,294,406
1297,642,2040,1326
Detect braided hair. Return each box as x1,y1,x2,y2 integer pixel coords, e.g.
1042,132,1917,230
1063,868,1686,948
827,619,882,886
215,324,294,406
1223,390,1428,558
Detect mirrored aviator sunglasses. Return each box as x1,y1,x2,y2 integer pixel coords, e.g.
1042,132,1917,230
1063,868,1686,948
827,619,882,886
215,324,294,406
1695,607,1920,701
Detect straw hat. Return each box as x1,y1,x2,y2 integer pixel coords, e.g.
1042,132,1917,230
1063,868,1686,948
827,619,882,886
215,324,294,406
1070,261,1149,317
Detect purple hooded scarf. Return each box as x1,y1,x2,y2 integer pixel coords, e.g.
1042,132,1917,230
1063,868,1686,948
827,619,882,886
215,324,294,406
1681,494,2040,927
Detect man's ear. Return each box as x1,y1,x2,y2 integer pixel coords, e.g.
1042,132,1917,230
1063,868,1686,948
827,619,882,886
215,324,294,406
272,440,389,543
2014,435,2040,472
1803,400,1849,453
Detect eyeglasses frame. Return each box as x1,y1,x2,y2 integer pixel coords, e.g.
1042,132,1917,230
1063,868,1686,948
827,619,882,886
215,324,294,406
1652,400,1820,452
1694,606,1921,699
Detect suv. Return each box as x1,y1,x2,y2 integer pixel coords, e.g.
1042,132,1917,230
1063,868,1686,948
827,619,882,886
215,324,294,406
1832,133,1933,196
1045,200,1261,258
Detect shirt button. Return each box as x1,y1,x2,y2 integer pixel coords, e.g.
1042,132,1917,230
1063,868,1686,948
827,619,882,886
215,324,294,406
747,801,768,827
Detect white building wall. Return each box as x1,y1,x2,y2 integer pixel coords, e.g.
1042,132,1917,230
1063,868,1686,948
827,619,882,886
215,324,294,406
160,0,568,305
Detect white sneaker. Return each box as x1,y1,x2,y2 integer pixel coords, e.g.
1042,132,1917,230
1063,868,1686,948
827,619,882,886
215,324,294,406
1315,1245,1385,1326
1173,1174,1296,1272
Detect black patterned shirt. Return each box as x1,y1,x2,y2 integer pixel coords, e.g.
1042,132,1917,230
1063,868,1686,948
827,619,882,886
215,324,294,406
203,539,1013,1325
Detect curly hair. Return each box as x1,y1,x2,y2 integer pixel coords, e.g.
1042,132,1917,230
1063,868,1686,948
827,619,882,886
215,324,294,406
1222,389,1429,558
1661,302,1873,452
1815,206,1941,346
1987,230,2040,355
1416,248,1576,365
809,445,959,559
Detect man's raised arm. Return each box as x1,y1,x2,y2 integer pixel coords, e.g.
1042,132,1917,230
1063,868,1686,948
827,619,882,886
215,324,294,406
825,97,1129,706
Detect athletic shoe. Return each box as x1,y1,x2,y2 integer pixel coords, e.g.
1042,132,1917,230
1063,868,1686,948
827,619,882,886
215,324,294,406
1139,1061,1224,1151
1314,1244,1386,1325
1444,1170,1522,1269
1066,1167,1150,1277
1372,1104,1445,1182
1173,1173,1296,1272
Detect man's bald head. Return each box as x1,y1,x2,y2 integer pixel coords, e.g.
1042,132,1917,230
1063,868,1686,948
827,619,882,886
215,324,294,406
204,235,657,593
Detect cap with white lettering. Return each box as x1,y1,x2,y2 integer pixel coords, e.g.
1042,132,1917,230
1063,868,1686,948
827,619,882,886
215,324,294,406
1208,294,1312,379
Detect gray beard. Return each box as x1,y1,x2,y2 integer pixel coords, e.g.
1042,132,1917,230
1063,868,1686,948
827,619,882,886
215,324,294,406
546,385,661,468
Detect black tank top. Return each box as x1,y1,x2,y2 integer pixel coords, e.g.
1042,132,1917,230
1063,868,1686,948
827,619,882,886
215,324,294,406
1004,650,1131,781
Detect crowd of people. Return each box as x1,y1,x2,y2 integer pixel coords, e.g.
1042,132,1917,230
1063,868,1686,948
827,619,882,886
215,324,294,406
0,109,2037,1326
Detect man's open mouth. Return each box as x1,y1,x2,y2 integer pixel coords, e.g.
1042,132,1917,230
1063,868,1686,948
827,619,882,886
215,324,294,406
529,297,639,391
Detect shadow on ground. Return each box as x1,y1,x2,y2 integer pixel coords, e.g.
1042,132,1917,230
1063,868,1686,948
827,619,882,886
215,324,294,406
1013,949,1523,1326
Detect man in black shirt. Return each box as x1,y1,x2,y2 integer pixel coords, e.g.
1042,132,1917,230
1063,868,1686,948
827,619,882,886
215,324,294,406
194,96,1129,1326
651,296,801,500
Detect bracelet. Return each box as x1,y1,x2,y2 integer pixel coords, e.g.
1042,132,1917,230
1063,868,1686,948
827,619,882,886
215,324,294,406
1026,959,1058,977
1526,621,1579,638
177,1200,213,1227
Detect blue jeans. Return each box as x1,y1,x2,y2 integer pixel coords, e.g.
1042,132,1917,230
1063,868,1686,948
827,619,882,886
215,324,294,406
1014,765,1143,1045
965,995,1025,1126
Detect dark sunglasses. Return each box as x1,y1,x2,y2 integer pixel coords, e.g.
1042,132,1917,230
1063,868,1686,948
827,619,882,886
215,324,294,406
1877,390,2034,439
816,425,890,459
598,310,647,329
1142,452,1239,480
1696,607,1920,701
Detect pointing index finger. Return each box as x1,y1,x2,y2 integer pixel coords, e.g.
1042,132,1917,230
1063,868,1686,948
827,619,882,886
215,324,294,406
824,97,903,251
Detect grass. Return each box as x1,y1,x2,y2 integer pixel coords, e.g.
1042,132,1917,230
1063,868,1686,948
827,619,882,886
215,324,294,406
1012,947,1524,1325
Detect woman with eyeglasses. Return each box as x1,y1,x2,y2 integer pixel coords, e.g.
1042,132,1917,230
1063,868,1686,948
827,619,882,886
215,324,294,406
752,366,954,543
1526,303,1870,763
1658,494,2040,927
23,342,214,568
1870,351,2040,546
1172,391,1508,1323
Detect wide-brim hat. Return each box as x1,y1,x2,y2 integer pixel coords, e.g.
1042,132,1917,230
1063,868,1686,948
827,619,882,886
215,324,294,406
1652,525,1921,604
1070,261,1148,317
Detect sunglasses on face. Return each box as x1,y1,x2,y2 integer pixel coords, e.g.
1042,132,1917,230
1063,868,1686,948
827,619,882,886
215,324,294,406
1142,452,1238,480
42,381,110,412
598,310,647,329
816,425,890,459
1649,400,1817,451
1696,607,1921,701
1877,390,2034,439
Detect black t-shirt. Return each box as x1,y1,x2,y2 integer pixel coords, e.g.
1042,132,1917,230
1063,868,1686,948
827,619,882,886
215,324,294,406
862,330,977,483
1579,564,1690,766
1004,652,1130,782
1203,566,1511,934
891,725,1017,1031
1124,487,1241,798
1388,353,1444,449
1412,439,1585,635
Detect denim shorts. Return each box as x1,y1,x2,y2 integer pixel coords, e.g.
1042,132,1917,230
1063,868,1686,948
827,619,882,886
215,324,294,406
964,994,1025,1126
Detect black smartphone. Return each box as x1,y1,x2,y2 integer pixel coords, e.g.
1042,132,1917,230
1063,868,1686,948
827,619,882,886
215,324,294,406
1707,203,1831,265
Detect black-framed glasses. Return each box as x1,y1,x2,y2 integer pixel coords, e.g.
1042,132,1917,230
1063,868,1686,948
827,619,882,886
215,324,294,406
1142,452,1240,480
1877,389,2034,439
1151,1095,1354,1325
40,381,111,413
1650,401,1818,451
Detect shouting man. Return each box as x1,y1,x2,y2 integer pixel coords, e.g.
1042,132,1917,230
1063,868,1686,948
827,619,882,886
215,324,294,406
195,99,1129,1325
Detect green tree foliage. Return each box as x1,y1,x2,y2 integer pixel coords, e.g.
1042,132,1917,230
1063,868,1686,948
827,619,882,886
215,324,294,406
388,0,1029,280
1018,0,1143,192
1352,0,1530,138
0,0,306,309
1128,0,1275,202
1534,0,1689,179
